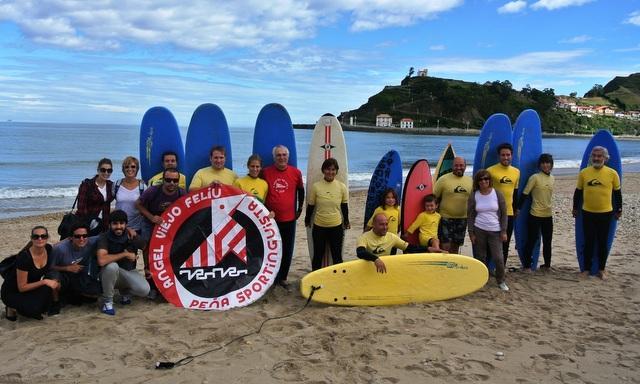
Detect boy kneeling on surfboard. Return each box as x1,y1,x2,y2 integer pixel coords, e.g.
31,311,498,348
357,213,428,273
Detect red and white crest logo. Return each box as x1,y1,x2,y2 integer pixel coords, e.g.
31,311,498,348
149,184,282,311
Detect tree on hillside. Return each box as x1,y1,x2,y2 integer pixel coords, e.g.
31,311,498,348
570,91,577,98
585,84,604,97
408,67,415,77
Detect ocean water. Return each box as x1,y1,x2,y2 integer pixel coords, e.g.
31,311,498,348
1,121,639,219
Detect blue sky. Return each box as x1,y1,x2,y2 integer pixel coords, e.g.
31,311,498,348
0,0,638,125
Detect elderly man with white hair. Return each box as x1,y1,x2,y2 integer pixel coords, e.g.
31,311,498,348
572,145,622,280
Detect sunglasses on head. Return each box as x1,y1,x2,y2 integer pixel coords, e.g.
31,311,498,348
31,234,49,240
73,233,89,239
164,178,180,184
99,168,113,174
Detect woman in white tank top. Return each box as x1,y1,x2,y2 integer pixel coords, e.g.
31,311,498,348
467,169,509,291
114,156,146,233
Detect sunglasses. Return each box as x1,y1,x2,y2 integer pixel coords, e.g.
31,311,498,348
31,234,49,240
99,168,113,174
124,165,137,169
73,234,89,239
479,177,491,181
164,178,180,184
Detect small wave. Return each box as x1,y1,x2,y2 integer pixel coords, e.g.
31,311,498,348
0,187,78,199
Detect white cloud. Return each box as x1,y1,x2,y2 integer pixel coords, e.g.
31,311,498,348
429,44,446,51
498,1,527,14
0,0,463,51
559,35,592,44
531,0,593,11
428,50,596,76
625,11,640,26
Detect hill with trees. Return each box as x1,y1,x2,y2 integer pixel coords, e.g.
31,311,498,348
338,72,640,135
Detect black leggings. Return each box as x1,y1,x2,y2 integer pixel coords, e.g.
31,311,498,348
583,211,613,272
523,215,553,268
312,224,344,270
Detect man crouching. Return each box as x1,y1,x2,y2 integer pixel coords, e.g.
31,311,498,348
97,210,149,315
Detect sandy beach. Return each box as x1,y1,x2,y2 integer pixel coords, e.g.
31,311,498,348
1,174,638,384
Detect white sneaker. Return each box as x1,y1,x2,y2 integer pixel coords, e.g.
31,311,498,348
499,282,509,291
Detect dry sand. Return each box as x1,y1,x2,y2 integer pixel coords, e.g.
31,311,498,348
0,174,639,383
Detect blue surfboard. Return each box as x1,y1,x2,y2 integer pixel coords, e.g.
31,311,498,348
473,114,513,175
185,103,232,186
139,106,185,182
512,109,543,270
472,113,512,270
575,130,622,275
252,103,297,168
363,150,403,231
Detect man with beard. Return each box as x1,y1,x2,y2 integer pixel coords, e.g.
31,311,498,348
434,157,473,254
487,143,520,266
97,210,148,315
572,146,622,280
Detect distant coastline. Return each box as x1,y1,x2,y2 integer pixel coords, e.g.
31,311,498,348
293,123,640,140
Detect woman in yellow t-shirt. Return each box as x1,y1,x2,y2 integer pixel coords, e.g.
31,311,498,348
305,158,350,270
233,154,268,203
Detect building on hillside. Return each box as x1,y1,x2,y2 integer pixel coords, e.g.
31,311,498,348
593,106,615,116
417,68,428,77
400,118,413,129
376,114,393,127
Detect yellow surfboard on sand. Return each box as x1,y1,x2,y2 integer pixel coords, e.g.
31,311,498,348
300,253,488,306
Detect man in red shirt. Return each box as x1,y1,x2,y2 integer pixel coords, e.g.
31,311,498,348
262,145,305,289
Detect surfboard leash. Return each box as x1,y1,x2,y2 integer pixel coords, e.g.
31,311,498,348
154,285,322,370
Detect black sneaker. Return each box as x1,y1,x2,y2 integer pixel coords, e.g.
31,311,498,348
48,301,61,316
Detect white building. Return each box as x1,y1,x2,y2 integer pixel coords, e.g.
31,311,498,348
376,114,393,127
400,118,413,129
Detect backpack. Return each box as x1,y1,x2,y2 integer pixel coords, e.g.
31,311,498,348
114,178,146,197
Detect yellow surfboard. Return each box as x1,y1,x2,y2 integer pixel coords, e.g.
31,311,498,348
300,253,488,306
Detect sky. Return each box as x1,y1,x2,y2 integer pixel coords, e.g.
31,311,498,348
0,0,639,126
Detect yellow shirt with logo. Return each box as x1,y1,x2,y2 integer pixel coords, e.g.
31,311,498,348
366,205,400,234
233,176,268,202
522,172,554,217
189,167,238,191
434,173,473,219
149,172,187,190
357,231,408,257
309,179,348,227
576,166,621,213
487,163,520,215
407,211,441,247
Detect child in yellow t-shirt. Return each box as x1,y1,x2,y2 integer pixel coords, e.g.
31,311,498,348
406,194,446,253
365,188,400,235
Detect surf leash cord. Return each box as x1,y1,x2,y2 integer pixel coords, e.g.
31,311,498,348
154,285,321,370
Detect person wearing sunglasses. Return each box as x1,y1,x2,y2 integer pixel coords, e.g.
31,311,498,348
76,158,115,234
2,226,61,321
51,222,102,304
135,168,186,299
467,169,509,291
113,156,147,236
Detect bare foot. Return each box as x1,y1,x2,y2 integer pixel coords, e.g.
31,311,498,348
598,270,607,280
580,271,590,279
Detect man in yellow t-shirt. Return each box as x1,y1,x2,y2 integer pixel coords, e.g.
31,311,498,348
487,143,520,266
434,156,472,254
147,151,187,190
188,145,237,191
357,214,409,273
572,146,622,279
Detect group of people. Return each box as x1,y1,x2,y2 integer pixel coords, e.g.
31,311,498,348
1,140,622,321
356,143,622,292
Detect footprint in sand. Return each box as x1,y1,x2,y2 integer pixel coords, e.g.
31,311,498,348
270,359,306,381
